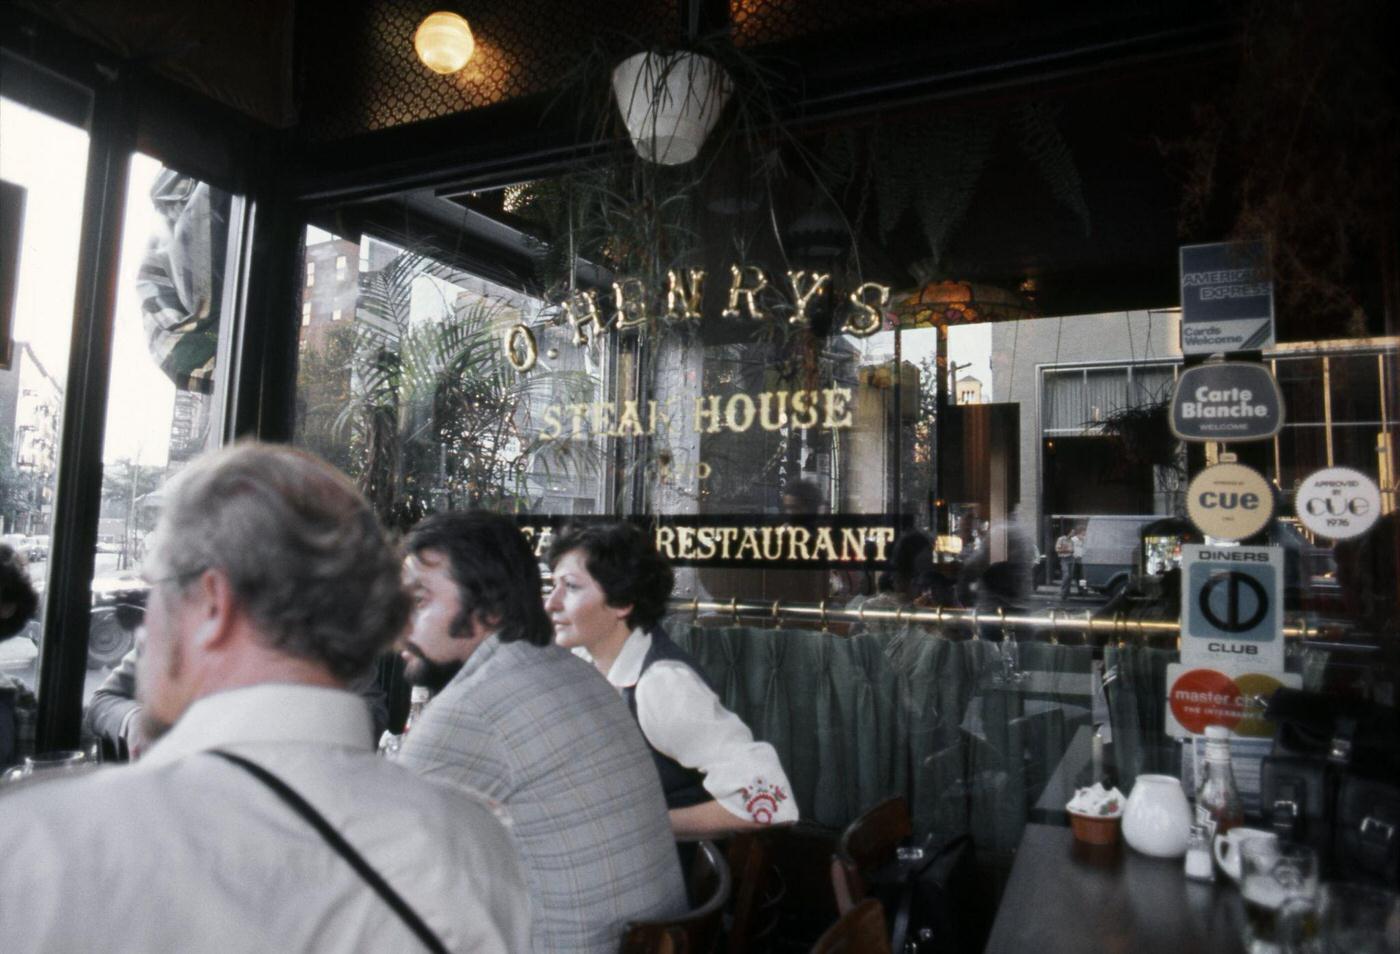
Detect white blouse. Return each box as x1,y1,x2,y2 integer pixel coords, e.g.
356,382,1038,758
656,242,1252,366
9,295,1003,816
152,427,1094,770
594,629,799,826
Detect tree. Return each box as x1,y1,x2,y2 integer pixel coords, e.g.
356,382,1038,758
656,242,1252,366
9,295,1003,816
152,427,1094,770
294,322,357,474
332,249,598,532
99,458,165,519
0,432,48,534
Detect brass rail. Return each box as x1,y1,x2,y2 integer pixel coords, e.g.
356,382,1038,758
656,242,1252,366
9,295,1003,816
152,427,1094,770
666,597,1326,643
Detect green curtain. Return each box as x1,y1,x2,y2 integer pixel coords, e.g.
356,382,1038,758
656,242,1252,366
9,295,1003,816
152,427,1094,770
669,620,1097,864
1103,644,1180,792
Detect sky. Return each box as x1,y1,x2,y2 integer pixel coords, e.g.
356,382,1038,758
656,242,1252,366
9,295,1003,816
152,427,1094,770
847,321,993,398
2,97,176,467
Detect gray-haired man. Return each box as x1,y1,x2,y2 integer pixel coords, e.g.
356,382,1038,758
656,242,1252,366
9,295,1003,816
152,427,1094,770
0,443,530,953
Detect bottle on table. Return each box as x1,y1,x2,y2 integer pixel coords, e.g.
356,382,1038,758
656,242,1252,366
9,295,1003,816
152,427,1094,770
1196,724,1244,871
404,686,430,736
377,687,432,757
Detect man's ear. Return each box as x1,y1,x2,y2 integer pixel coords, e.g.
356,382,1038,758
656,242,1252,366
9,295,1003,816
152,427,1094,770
191,567,237,649
470,611,501,644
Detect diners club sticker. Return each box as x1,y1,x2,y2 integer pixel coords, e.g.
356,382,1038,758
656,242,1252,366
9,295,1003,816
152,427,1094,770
1163,663,1300,738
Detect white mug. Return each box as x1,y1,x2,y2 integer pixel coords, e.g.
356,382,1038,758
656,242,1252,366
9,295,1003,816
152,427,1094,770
1213,827,1278,883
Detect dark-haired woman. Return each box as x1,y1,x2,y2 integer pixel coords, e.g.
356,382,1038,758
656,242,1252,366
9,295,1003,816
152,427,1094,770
1,544,40,767
546,523,798,839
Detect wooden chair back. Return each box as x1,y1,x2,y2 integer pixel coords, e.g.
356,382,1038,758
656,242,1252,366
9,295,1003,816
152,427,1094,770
810,898,892,954
619,840,731,954
830,795,912,913
726,830,783,954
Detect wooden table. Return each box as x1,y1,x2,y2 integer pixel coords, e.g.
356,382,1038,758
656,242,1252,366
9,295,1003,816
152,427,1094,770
984,823,1246,954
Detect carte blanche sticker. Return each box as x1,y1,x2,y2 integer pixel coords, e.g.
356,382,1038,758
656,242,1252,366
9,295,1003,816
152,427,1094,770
1186,463,1274,541
1170,362,1283,442
1294,467,1382,540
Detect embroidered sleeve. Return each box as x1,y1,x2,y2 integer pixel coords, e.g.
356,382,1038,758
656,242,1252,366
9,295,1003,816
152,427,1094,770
634,662,798,825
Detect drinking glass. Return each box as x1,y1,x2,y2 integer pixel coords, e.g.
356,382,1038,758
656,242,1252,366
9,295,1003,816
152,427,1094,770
1289,883,1400,954
993,635,1025,686
1239,840,1318,953
0,749,90,785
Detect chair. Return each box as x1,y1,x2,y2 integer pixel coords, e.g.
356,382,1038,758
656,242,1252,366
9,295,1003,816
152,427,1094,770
727,829,792,953
619,840,731,954
829,795,912,914
810,898,892,954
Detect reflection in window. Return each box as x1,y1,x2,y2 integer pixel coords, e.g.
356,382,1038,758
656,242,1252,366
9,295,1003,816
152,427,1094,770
1274,356,1325,423
1329,353,1382,424
292,231,604,531
0,96,89,739
86,156,238,688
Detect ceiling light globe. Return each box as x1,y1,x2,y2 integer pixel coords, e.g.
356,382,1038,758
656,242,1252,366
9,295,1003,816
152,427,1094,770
414,12,475,74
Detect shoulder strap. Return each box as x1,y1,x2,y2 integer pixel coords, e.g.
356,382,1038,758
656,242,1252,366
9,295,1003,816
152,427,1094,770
209,750,449,954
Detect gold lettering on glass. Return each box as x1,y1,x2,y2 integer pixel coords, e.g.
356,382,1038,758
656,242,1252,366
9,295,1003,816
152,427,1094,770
787,271,830,326
503,324,538,372
665,269,705,322
722,264,770,321
612,277,649,329
563,289,606,345
841,282,890,337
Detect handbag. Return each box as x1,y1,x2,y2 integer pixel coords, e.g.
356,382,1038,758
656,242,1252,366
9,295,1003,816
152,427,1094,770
1261,689,1400,886
1335,772,1400,885
1259,754,1329,852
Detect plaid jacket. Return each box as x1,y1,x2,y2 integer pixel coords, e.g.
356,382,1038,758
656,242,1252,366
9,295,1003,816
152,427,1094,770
398,636,686,954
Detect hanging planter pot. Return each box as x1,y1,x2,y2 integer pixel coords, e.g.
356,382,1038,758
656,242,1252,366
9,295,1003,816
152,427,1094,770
611,51,733,166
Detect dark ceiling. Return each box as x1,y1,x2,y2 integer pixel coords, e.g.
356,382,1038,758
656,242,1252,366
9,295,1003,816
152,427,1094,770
12,0,1233,139
28,0,1385,332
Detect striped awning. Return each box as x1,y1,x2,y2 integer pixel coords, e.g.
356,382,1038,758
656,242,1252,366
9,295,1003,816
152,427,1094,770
135,168,229,394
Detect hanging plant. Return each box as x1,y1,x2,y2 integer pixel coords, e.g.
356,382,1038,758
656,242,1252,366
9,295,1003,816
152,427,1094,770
611,50,734,166
1087,397,1184,483
1165,0,1398,333
826,99,1091,273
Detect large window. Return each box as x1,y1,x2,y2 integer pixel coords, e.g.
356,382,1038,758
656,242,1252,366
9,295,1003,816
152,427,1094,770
1,94,89,729
288,78,1398,932
292,230,604,530
0,134,243,717
78,156,242,688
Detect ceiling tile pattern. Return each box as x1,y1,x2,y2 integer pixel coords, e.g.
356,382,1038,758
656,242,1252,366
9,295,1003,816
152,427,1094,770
730,0,961,48
301,1,679,141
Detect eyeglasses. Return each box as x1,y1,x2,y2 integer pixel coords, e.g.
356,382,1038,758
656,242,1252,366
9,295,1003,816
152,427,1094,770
138,567,207,590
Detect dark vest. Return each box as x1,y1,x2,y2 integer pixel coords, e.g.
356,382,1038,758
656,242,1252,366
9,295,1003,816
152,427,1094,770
622,629,712,811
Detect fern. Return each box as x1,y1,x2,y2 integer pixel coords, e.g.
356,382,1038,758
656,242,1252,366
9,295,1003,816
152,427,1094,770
1014,101,1091,236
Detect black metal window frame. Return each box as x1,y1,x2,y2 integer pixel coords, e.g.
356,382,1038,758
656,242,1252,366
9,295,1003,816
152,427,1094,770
1,10,282,750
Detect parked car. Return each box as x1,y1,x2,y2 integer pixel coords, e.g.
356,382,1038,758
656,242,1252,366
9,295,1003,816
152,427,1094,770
86,574,147,669
25,535,49,562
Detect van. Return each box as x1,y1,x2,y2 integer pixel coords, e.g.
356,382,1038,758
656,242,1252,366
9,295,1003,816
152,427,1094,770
1074,514,1160,598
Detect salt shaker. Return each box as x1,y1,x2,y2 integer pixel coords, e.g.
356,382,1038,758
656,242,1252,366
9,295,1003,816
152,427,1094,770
1184,824,1213,881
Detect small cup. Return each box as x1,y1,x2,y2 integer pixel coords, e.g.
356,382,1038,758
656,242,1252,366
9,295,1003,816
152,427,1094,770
1213,827,1278,883
1069,810,1121,846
